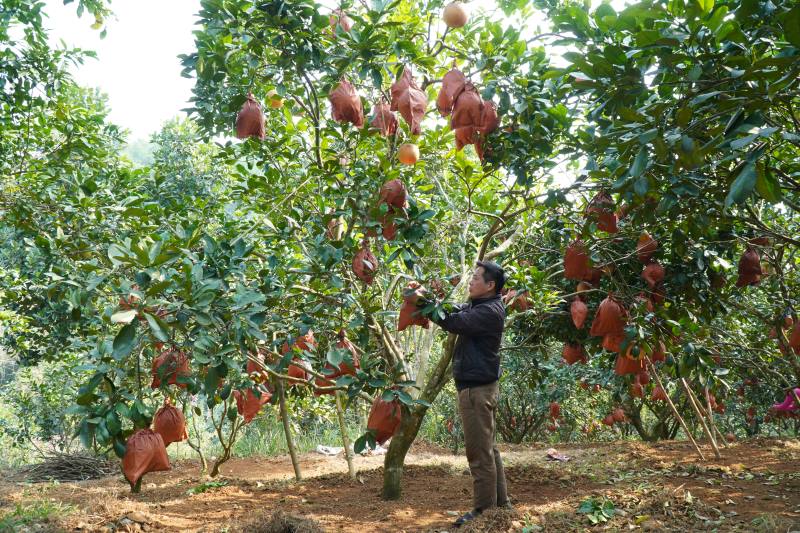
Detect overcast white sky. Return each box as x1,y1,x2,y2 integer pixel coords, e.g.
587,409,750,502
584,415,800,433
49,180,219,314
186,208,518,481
45,0,200,141
43,0,627,144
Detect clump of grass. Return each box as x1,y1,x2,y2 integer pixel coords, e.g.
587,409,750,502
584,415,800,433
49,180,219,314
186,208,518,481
186,480,228,495
236,509,323,533
0,500,75,530
750,513,798,532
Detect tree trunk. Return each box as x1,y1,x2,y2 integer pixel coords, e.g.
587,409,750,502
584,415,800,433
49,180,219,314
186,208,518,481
381,331,457,500
382,407,425,500
335,391,356,479
278,380,302,481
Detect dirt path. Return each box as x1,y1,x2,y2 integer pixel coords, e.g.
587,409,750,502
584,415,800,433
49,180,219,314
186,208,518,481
2,439,800,532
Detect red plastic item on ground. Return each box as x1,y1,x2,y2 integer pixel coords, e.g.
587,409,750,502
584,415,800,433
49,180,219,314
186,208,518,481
151,349,191,389
121,429,170,487
367,397,403,445
152,400,187,447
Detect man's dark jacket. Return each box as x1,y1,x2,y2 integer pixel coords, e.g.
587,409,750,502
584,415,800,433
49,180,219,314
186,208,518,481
434,294,506,390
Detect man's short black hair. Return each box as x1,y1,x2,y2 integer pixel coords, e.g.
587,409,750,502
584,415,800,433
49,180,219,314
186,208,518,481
475,261,506,294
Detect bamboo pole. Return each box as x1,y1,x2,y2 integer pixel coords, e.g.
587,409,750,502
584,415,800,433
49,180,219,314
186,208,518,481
702,387,729,449
335,391,357,479
680,378,721,459
647,361,706,461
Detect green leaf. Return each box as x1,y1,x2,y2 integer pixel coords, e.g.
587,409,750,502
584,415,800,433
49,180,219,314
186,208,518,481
755,167,782,203
354,434,368,454
396,390,413,405
725,161,757,208
204,365,221,396
143,312,170,342
105,410,122,435
629,147,648,177
111,309,138,324
112,438,127,458
381,389,396,402
676,106,692,127
785,7,800,47
326,346,344,367
697,0,714,14
730,134,757,150
112,323,137,359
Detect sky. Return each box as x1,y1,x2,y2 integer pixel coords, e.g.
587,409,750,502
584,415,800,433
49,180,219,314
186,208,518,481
44,0,201,141
43,0,628,144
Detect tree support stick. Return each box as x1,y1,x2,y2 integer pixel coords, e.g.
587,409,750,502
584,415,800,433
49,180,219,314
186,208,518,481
703,387,729,448
335,391,356,479
647,361,706,461
680,378,721,459
278,380,302,481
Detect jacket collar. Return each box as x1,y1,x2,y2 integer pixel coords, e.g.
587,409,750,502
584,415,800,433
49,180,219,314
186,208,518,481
469,294,502,306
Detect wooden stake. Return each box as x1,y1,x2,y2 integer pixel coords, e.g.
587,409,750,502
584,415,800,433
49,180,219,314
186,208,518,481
703,387,729,449
647,361,706,461
680,378,721,459
335,391,357,479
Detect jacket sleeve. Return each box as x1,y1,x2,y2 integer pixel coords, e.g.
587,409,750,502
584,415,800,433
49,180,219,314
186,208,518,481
434,304,502,336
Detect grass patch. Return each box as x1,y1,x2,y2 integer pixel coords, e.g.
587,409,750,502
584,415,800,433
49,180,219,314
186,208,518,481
235,509,323,532
186,480,228,495
0,500,74,531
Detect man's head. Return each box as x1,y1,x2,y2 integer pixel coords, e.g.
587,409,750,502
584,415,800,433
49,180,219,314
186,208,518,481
468,261,506,299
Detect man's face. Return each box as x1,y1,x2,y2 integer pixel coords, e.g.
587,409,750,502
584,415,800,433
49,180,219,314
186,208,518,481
468,267,495,299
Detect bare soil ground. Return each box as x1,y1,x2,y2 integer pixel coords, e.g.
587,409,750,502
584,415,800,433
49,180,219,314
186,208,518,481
2,438,800,532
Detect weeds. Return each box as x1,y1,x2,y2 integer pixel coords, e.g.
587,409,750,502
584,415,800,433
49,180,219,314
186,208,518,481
186,480,228,495
0,500,75,531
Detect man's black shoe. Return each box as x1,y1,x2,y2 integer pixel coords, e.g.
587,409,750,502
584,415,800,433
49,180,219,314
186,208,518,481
453,509,481,528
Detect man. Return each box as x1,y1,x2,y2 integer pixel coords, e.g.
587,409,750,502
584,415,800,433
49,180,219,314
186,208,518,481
433,260,509,527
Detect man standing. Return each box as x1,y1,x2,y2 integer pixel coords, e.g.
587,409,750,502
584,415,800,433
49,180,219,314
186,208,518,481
433,261,509,527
